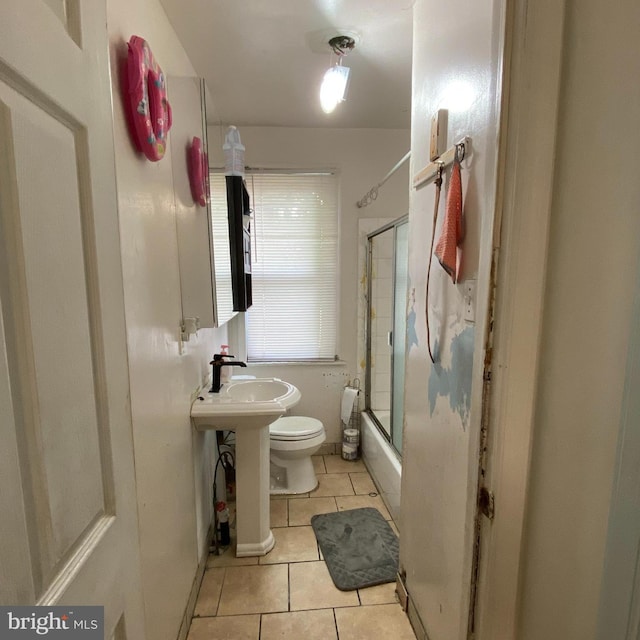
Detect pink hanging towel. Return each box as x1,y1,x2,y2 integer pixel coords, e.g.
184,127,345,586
434,152,464,283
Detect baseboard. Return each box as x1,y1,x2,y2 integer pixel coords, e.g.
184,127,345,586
396,572,409,612
317,442,342,456
176,526,213,640
396,569,430,640
407,597,430,640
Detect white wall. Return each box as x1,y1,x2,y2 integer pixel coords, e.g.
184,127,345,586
208,126,409,443
400,0,504,638
516,0,640,637
107,3,227,639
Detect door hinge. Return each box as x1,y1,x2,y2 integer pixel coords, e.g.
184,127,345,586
478,487,495,520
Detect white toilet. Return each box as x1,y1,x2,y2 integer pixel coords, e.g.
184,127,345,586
269,416,326,494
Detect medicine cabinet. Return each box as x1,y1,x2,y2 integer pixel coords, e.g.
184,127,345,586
170,76,237,328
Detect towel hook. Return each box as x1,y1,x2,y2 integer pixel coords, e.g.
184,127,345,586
435,161,444,186
455,141,466,163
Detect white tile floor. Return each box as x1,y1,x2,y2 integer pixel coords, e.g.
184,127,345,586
187,455,416,640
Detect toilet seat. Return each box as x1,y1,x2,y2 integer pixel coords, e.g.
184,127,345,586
270,416,324,441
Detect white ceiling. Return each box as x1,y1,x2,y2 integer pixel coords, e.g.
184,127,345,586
159,0,413,129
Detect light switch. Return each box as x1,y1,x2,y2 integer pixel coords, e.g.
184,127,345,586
464,280,476,323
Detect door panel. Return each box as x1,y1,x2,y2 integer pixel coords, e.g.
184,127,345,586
0,295,34,604
0,1,144,636
40,0,81,45
1,80,114,595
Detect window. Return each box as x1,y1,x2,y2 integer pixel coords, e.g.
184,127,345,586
244,171,339,361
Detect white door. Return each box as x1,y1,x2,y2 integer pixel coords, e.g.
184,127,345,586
0,2,145,637
399,1,506,639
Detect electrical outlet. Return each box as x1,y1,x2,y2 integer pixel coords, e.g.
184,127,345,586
464,280,476,323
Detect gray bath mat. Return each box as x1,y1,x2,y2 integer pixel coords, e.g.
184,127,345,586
311,507,399,591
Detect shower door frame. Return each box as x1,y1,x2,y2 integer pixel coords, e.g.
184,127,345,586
365,215,408,458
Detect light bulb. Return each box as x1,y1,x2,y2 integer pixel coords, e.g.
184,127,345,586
320,65,350,114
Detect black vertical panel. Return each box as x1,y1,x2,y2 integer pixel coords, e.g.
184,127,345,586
225,176,252,311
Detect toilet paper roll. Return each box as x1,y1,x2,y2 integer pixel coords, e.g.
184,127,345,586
343,428,359,444
342,442,358,461
341,387,358,425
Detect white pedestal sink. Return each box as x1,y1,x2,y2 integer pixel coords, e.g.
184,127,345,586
191,378,301,556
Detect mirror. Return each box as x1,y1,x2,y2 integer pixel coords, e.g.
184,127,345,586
201,81,237,326
169,76,237,328
208,173,235,324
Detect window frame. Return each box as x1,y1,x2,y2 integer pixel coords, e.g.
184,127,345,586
239,168,340,363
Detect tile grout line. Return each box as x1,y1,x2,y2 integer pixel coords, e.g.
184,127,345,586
347,471,356,495
188,457,401,637
214,566,226,617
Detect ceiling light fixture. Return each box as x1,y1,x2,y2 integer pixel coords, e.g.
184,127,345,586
320,36,355,114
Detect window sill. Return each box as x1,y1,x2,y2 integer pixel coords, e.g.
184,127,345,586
247,360,348,367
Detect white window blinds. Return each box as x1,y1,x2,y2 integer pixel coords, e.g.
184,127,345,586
245,171,339,362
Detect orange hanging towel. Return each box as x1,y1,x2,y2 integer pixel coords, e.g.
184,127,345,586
434,153,464,283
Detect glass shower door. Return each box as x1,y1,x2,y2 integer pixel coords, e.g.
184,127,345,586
391,221,408,453
366,217,408,456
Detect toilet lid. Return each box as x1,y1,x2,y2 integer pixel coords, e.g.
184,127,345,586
270,416,324,439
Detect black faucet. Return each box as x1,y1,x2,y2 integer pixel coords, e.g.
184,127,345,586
209,354,247,393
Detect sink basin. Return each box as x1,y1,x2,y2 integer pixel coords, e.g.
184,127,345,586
191,377,301,430
223,379,297,403
190,376,302,557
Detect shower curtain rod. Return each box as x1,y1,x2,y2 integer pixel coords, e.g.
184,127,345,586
356,150,411,208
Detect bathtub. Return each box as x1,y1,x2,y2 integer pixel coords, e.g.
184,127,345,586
361,411,401,523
